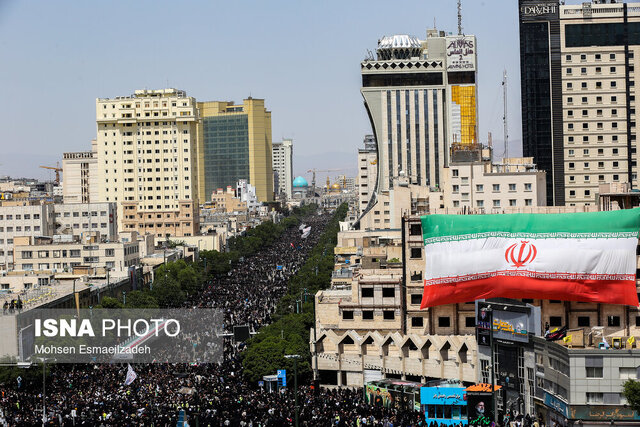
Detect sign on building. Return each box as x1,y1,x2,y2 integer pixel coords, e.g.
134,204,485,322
446,36,476,71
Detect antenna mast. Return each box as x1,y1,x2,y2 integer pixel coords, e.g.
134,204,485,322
458,0,463,35
502,69,509,160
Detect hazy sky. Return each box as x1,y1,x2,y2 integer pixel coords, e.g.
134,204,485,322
0,0,522,183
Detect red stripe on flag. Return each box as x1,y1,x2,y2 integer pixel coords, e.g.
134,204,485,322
420,277,639,308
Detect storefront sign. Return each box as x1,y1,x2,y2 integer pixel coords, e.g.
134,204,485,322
544,391,568,418
569,405,640,421
420,386,466,405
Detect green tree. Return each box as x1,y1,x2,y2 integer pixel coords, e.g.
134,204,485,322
125,290,158,308
99,296,123,309
151,281,185,308
623,379,640,413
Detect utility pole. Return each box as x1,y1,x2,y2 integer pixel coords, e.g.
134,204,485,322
502,70,509,160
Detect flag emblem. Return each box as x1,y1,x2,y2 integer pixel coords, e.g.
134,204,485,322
505,241,537,268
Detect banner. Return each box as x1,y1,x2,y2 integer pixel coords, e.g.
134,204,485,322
124,364,137,385
421,210,640,308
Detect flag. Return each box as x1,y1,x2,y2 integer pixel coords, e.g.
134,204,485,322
420,210,640,308
545,326,567,341
562,335,572,343
628,336,636,346
124,364,137,385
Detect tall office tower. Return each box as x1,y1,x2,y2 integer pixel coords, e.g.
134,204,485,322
62,140,98,203
272,138,293,199
519,0,640,206
96,89,200,237
196,98,274,204
357,135,378,216
361,29,478,212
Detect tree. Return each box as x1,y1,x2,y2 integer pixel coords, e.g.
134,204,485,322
99,296,123,309
151,281,185,308
623,379,640,413
125,290,158,308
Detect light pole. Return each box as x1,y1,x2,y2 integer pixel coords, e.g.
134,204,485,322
484,306,497,424
34,357,52,427
285,354,301,427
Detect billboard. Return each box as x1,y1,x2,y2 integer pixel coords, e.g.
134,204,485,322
466,389,495,427
476,301,541,344
446,36,476,71
366,384,393,408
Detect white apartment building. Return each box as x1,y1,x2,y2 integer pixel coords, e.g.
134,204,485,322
62,140,98,203
444,151,547,213
95,88,200,237
53,202,118,241
13,234,139,274
0,204,55,271
272,138,293,199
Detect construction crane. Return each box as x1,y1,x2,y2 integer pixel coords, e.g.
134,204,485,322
306,168,343,190
40,162,62,184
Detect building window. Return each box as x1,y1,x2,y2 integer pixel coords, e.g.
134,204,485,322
465,317,475,328
586,367,603,379
508,183,516,191
361,288,374,298
492,184,500,192
410,248,422,259
620,368,637,380
342,310,354,320
410,294,422,305
411,317,424,328
586,392,604,403
524,183,532,191
577,316,590,327
550,316,562,327
363,311,374,320
438,317,451,328
382,288,395,298
383,311,395,320
608,316,621,327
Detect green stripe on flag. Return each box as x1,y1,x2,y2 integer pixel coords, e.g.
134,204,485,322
421,209,640,240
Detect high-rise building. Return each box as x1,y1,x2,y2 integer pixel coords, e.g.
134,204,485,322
272,138,293,199
95,88,200,237
196,98,274,204
361,29,478,213
519,0,640,206
357,135,378,217
62,140,98,204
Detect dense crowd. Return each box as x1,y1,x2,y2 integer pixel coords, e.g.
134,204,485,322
0,210,433,426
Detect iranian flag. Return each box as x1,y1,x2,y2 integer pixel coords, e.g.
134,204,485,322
420,209,640,308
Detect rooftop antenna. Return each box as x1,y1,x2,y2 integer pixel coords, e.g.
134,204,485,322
502,69,509,160
433,17,436,29
457,0,463,35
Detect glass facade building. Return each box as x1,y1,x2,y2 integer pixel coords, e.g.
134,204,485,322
202,115,249,199
519,0,563,206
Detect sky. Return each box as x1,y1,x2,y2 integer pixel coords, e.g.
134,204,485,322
0,0,523,184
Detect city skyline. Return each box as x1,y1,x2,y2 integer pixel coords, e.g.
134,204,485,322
0,0,522,183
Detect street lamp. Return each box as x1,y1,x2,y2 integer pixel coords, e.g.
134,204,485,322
33,357,54,427
285,354,301,427
483,306,497,425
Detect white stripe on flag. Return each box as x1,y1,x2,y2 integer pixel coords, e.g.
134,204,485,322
424,237,637,280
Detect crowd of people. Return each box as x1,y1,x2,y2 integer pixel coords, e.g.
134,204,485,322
0,210,492,426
